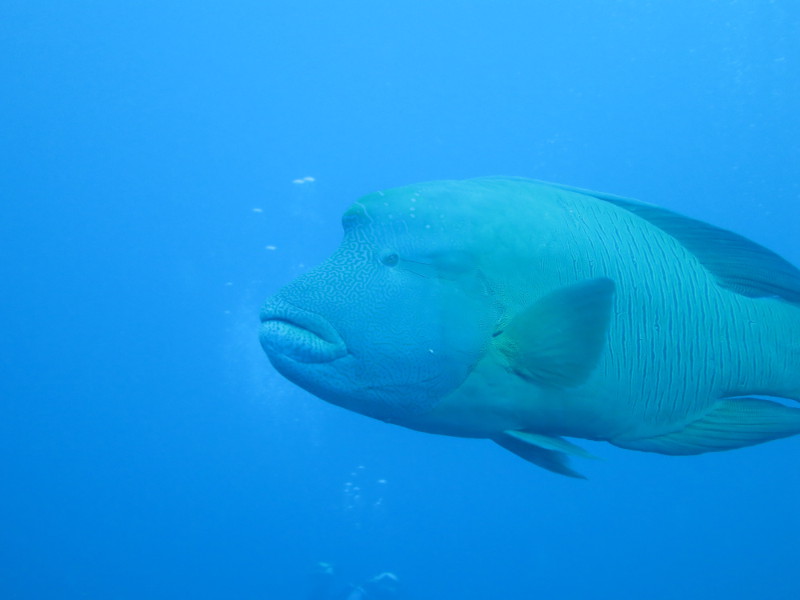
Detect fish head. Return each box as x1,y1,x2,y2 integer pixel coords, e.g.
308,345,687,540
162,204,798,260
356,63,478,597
259,182,499,423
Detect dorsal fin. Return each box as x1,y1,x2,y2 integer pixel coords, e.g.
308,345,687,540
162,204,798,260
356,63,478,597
546,181,800,304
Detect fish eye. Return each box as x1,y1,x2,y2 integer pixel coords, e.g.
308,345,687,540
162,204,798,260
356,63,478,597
380,251,400,267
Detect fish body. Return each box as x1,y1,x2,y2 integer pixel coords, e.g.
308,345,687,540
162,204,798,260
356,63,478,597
260,178,800,476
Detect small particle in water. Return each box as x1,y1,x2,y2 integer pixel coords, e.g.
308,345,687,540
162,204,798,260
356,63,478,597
252,208,263,213
265,245,277,251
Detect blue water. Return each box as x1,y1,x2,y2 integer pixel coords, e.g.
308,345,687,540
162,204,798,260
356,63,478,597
2,2,799,598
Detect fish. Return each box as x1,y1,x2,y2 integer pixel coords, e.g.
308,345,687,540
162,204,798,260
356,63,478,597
259,177,800,477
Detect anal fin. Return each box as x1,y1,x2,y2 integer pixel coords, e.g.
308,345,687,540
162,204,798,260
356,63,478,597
612,397,800,455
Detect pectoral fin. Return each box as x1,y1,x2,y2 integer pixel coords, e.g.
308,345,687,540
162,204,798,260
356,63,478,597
496,278,615,388
494,431,589,478
611,397,800,455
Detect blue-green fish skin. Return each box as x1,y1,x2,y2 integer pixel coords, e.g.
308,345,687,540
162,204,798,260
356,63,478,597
259,177,800,476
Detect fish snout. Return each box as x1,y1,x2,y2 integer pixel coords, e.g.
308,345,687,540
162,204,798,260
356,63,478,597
259,300,347,364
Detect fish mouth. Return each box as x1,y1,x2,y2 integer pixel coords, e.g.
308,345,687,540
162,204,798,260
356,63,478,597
259,301,347,364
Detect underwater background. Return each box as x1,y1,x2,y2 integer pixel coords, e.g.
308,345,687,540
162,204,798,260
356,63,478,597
2,1,799,598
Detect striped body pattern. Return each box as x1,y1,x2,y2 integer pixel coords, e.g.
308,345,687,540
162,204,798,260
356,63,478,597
260,178,800,476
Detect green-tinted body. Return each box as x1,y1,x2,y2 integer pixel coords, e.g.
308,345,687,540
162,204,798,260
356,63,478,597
260,177,800,475
403,180,800,441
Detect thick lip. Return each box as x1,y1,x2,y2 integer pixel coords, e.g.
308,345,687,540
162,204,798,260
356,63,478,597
259,300,347,364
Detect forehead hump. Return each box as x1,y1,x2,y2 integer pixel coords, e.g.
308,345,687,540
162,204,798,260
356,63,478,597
344,180,480,236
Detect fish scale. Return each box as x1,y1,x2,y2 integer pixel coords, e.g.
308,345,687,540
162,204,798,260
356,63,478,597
260,177,800,476
557,191,714,430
